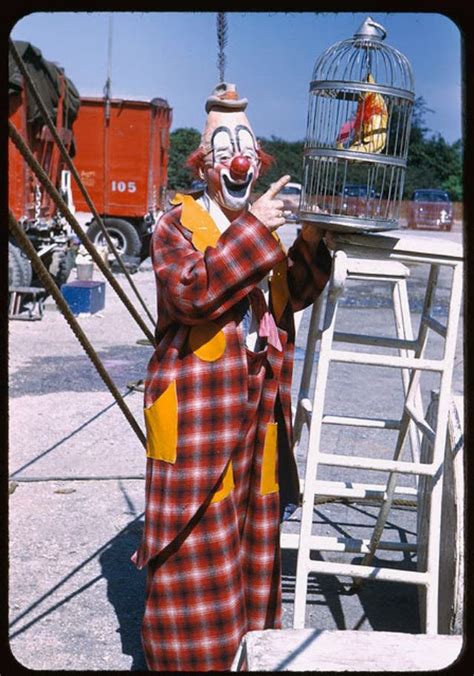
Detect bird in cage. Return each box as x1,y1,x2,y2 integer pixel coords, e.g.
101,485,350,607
336,74,388,154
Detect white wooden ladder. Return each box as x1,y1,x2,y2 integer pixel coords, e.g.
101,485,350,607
281,232,463,634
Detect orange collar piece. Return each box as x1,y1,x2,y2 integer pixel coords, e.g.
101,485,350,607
170,193,221,253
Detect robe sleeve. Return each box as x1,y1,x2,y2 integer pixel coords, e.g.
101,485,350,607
286,234,333,312
151,206,286,325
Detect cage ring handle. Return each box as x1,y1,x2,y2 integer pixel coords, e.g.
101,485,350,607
368,19,387,40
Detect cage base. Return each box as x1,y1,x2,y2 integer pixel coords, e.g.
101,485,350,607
298,211,400,233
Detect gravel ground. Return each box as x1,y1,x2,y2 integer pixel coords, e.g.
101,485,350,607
7,222,464,671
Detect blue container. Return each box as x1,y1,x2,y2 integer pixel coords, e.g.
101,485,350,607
60,281,106,315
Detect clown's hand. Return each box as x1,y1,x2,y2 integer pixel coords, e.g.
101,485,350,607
250,175,291,232
301,221,324,245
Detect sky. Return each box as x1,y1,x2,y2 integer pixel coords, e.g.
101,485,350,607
9,11,463,145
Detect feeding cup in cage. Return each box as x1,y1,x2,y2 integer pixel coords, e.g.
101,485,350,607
299,16,415,232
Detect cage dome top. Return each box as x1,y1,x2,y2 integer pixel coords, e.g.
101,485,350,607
311,16,414,94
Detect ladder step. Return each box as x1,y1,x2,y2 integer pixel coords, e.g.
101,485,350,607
298,407,403,430
303,559,429,585
322,414,401,429
333,331,417,351
298,478,417,499
312,479,417,501
280,532,416,554
330,350,444,372
316,453,436,476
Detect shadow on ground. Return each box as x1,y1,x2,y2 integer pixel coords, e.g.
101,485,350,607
99,519,148,671
281,548,421,633
9,344,152,397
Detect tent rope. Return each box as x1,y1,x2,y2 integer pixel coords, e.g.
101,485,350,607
9,120,156,346
9,209,147,448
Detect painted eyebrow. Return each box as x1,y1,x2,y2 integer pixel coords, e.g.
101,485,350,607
210,126,235,161
235,124,257,153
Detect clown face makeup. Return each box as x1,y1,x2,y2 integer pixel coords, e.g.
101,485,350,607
200,110,261,214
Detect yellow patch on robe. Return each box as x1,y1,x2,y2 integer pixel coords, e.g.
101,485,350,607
269,260,289,323
211,461,235,503
189,321,226,362
260,422,279,495
144,380,178,463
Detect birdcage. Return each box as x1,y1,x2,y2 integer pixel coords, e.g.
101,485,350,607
300,16,415,232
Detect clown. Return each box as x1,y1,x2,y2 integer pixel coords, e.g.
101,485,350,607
132,83,332,671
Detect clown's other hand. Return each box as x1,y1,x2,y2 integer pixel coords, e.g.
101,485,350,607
249,175,291,232
300,221,324,246
324,229,338,250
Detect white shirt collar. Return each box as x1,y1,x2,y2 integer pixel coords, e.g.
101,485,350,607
197,191,231,234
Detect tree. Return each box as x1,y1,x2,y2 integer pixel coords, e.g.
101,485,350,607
254,136,305,192
404,97,463,200
168,127,201,190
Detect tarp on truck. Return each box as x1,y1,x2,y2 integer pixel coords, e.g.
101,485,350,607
9,40,80,133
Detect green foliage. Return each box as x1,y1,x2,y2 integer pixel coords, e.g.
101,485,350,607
253,136,305,191
404,97,463,200
167,127,201,190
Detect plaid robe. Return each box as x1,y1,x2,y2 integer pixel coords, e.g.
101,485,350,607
132,193,332,670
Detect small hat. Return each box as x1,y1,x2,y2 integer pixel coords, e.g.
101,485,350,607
205,82,248,113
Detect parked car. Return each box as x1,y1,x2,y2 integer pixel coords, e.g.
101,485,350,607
278,181,302,221
407,189,453,231
338,184,380,218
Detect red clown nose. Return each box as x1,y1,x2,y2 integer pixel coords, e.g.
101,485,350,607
229,155,251,181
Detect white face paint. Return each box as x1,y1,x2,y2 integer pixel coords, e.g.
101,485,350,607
200,111,261,213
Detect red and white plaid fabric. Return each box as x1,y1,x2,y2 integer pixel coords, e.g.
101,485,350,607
132,197,332,670
142,347,284,670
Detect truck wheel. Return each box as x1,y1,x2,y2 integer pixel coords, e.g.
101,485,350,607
87,218,142,258
49,249,75,287
8,242,33,289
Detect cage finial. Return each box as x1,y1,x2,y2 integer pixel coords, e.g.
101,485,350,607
354,16,387,41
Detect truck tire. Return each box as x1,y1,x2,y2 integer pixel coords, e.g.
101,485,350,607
49,249,75,287
8,242,33,289
87,218,142,259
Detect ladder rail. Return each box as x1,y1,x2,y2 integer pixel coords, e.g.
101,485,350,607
289,234,463,634
293,249,348,629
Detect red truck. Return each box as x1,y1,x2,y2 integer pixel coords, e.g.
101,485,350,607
71,95,172,262
9,40,172,291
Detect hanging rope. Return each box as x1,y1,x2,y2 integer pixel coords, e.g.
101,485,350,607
217,12,228,82
9,209,147,449
104,14,113,121
9,120,156,346
8,38,156,328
